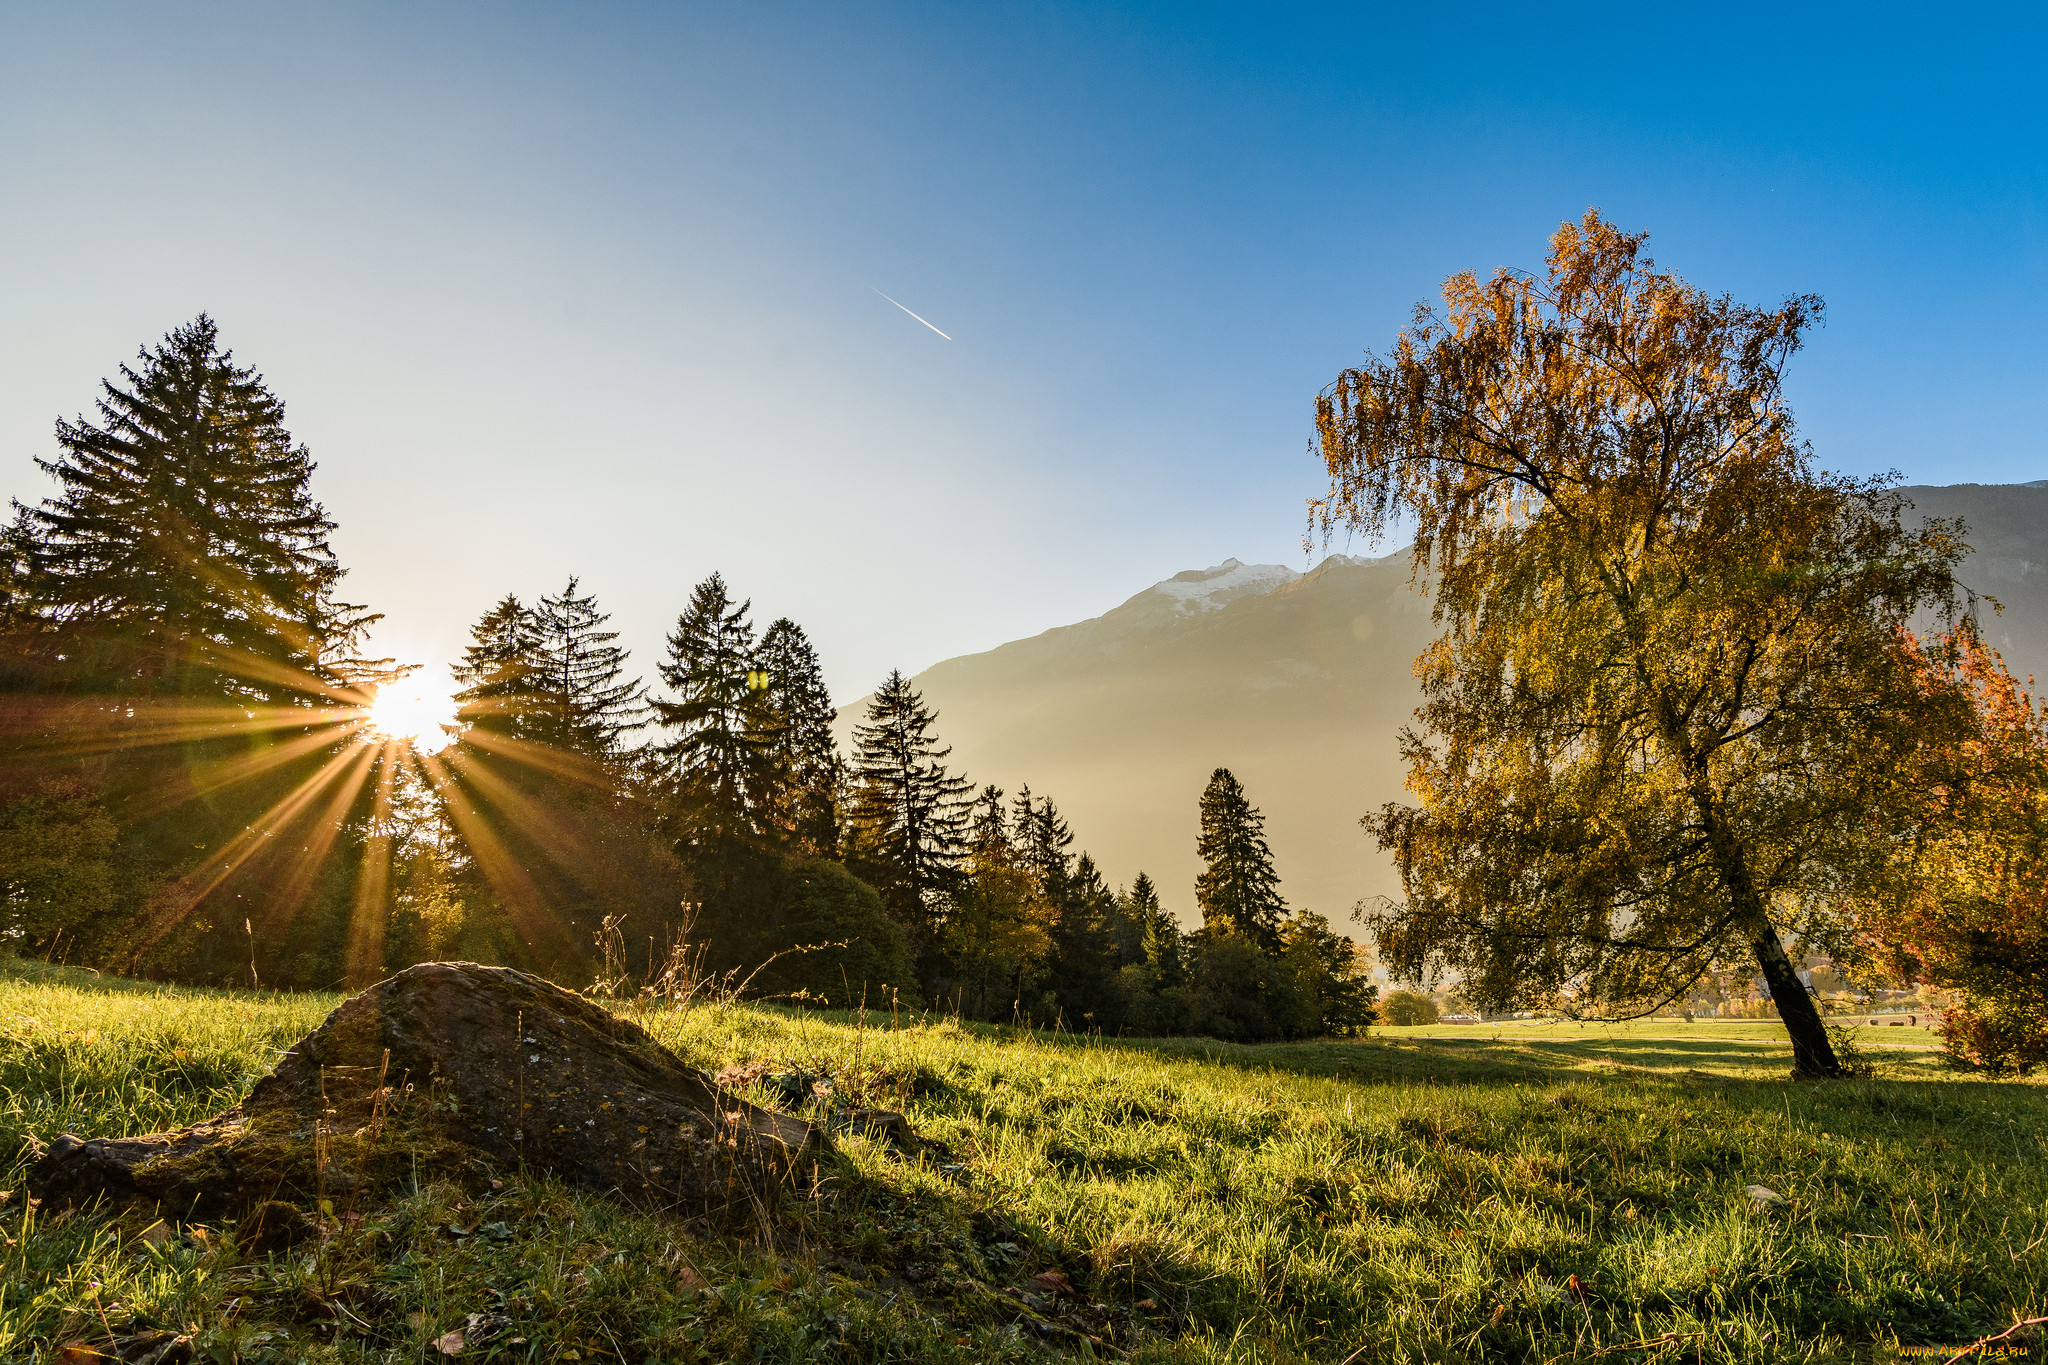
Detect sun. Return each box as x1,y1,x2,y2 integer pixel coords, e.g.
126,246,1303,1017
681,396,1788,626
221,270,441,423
366,673,458,752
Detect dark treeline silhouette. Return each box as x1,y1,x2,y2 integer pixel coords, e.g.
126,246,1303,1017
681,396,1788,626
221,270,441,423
0,317,1372,1040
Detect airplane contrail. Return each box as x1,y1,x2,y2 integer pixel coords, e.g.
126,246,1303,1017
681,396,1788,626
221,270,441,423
870,287,953,340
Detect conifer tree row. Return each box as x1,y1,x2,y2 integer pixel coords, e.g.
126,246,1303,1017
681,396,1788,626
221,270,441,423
0,315,1380,1036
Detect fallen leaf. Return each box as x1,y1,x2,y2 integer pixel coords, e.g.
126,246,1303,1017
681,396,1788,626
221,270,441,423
1032,1270,1076,1297
435,1327,465,1355
138,1220,171,1246
676,1264,709,1292
1745,1184,1786,1207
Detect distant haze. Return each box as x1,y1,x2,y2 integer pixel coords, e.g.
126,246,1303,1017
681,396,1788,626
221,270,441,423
842,483,2048,935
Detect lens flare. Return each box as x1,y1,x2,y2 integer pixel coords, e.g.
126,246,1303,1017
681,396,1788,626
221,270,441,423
367,673,458,751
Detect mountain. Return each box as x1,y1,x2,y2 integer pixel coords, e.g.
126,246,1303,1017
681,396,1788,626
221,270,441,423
841,481,2048,933
1897,482,2048,677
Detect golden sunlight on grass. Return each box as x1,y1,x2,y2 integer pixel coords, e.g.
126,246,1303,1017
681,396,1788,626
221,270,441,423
367,671,458,752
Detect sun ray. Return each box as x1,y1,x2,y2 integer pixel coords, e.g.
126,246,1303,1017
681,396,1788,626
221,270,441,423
114,721,369,825
0,695,366,762
436,745,609,882
183,637,381,708
417,750,583,969
127,739,376,962
343,741,402,987
453,726,616,790
249,740,380,951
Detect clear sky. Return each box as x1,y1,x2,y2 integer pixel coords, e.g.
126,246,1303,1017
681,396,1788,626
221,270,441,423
3,3,2042,702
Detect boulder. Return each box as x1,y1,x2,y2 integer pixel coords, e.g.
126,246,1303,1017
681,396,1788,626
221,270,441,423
29,962,822,1222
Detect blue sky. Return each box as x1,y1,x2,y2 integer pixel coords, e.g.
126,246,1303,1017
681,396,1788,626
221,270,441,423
2,3,2042,699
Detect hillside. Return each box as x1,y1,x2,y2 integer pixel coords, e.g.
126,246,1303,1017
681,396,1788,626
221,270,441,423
5,959,2045,1361
848,481,2048,931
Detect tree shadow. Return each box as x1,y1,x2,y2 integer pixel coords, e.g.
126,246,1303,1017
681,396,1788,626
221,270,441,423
1102,1028,1977,1093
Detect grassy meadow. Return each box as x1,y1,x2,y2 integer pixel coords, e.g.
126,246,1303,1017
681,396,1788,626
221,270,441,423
2,959,2045,1363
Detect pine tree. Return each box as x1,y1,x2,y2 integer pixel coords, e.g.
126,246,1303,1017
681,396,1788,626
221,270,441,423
941,784,1052,1019
754,617,841,853
1195,768,1287,953
967,784,1013,872
533,577,645,759
1130,871,1186,987
651,573,772,836
1014,786,1074,903
19,315,376,699
848,669,972,931
1106,873,1147,967
451,595,544,739
1051,851,1118,1024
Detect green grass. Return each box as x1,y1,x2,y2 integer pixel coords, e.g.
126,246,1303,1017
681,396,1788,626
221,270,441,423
2,961,2045,1363
1374,1019,1949,1080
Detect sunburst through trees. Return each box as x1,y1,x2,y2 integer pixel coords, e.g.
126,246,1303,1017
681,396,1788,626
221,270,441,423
0,318,689,988
0,315,1378,1042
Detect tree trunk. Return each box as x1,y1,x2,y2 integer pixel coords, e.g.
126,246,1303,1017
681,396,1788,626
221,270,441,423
1689,782,1844,1078
1749,917,1842,1078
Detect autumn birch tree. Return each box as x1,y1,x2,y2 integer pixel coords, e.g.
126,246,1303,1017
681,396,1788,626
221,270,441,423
1313,212,1973,1077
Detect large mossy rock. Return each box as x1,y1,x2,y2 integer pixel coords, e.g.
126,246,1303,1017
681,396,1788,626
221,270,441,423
29,962,822,1221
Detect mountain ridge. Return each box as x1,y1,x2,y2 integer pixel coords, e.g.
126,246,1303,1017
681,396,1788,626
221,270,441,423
838,480,2048,932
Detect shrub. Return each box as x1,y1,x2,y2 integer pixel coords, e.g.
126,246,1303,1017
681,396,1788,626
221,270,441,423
759,858,915,1007
1379,989,1439,1026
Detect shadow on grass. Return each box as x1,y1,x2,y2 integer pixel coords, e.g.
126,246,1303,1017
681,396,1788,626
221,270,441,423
1101,1028,1993,1097
0,953,338,1004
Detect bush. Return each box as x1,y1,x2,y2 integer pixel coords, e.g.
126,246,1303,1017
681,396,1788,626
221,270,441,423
1183,918,1376,1041
1939,999,2048,1073
1379,989,1439,1026
0,777,117,955
758,858,915,1008
1186,932,1276,1041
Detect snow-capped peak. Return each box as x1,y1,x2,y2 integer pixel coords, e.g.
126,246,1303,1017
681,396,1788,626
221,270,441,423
1145,559,1302,614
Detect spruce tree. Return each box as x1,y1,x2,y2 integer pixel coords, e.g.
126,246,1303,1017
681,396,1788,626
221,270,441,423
1130,871,1186,987
966,784,1012,871
754,617,841,853
20,315,376,699
1106,873,1147,966
942,783,1051,1019
651,573,772,836
533,577,645,759
1195,767,1287,953
1051,851,1118,1025
848,669,972,931
1014,786,1074,903
451,595,544,739
3,318,385,981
